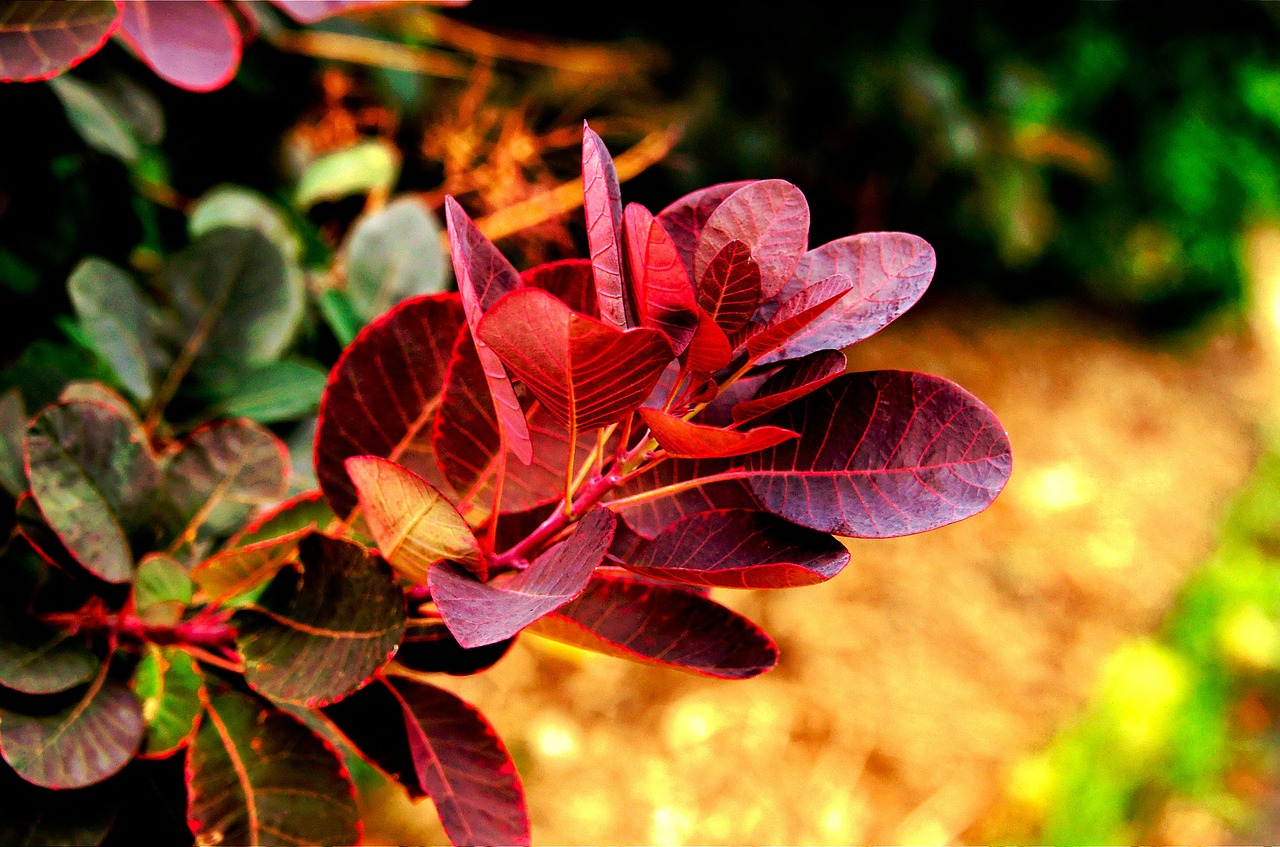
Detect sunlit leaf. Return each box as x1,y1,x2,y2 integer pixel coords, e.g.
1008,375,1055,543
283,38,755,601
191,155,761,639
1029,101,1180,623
656,180,755,282
296,140,400,210
694,180,809,300
731,349,847,425
67,258,167,404
622,202,698,354
638,408,797,459
680,309,734,373
747,371,1013,536
187,690,359,846
130,646,202,758
531,573,778,679
345,196,449,323
133,553,193,625
431,509,615,648
0,614,98,695
583,124,630,329
0,1,122,83
743,273,854,360
118,0,240,92
234,533,406,705
609,456,759,538
522,258,598,317
191,528,308,607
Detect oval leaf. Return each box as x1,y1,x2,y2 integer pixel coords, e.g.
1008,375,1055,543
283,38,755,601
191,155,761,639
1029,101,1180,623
623,202,698,353
189,185,302,264
697,239,761,336
68,259,167,403
296,139,400,209
396,620,514,676
431,326,501,519
638,408,797,459
609,456,759,538
118,0,240,92
522,258,598,317
131,646,203,758
345,196,449,323
134,553,193,625
747,371,1013,537
731,349,847,425
693,180,809,300
225,489,334,548
656,180,756,279
743,272,854,360
234,533,407,706
0,0,121,83
621,508,850,588
583,124,630,329
191,528,308,607
0,615,99,695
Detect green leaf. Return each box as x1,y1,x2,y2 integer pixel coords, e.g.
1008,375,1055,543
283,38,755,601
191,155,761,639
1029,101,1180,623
130,646,203,758
0,389,27,497
134,554,193,625
224,489,335,548
316,288,364,347
345,196,449,322
48,74,139,164
196,359,327,424
188,185,302,264
0,673,144,789
191,529,308,608
187,690,360,847
0,614,98,695
67,258,170,403
295,140,400,210
25,400,160,583
234,533,406,706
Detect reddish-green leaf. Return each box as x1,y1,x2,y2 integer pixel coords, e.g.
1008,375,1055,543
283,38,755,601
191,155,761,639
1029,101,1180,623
583,124,630,329
0,614,98,695
0,1,122,83
477,288,673,432
747,371,1013,537
269,0,467,23
530,574,777,679
743,273,854,360
395,621,514,676
731,349,847,425
656,180,755,279
622,202,698,353
431,509,615,648
133,553,193,625
188,690,359,847
25,400,159,583
68,258,168,404
117,0,241,92
693,180,809,300
609,456,759,538
0,672,143,789
191,528,307,607
639,408,797,459
696,239,761,336
315,293,465,518
224,489,334,548
346,456,483,582
522,258,598,317
130,646,203,758
234,534,406,706
444,197,533,464
620,509,849,588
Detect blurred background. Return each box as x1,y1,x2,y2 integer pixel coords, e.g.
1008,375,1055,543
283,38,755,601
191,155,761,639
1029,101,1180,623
7,1,1280,843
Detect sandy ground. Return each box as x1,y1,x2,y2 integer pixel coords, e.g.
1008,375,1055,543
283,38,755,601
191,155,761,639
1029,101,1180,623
363,291,1270,845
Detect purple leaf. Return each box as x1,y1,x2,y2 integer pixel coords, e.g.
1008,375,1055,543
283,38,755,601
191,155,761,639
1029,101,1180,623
118,0,241,92
431,508,615,648
742,273,854,360
269,0,469,24
609,456,759,538
0,1,122,83
656,180,755,278
697,239,761,335
693,180,809,300
582,124,630,329
623,202,698,353
638,408,798,459
731,349,847,425
620,508,849,589
746,371,1012,537
768,232,936,361
531,574,778,679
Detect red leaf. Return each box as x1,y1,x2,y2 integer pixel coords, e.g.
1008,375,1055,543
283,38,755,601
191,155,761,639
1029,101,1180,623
444,197,533,464
608,456,758,537
697,239,761,336
315,293,464,519
522,258,598,318
730,349,847,425
680,309,734,374
0,1,122,83
118,0,241,92
693,180,809,300
432,327,501,516
502,404,604,514
620,508,850,588
477,288,673,432
656,180,755,279
530,573,778,679
746,371,1012,537
768,232,936,361
396,621,514,676
742,273,854,359
622,202,698,353
638,408,797,459
269,0,469,23
430,509,615,648
582,124,630,329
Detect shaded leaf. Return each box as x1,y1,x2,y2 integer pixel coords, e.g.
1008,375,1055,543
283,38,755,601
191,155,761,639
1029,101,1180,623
13,491,79,573
57,380,137,423
731,349,847,425
0,389,27,497
225,489,334,548
48,74,138,163
697,239,761,336
198,358,328,424
297,140,400,209
191,528,308,607
638,408,797,459
234,533,406,705
25,400,159,583
0,759,117,846
747,371,1013,537
694,180,809,300
623,202,698,354
477,287,673,432
608,456,759,538
395,620,514,676
620,508,849,588
67,258,167,404
130,646,202,758
347,455,483,582
269,0,467,24
502,403,604,514
133,553,193,625
743,273,854,360
531,573,777,679
188,185,302,265
0,0,121,83
318,678,422,797
522,258,598,317
431,508,615,648
118,0,240,92
0,673,144,788
583,124,630,329
345,196,449,323
188,689,359,846
656,180,755,280
0,614,98,695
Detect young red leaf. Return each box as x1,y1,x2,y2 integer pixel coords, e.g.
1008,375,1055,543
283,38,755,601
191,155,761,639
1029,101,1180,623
693,180,809,300
582,124,630,329
622,202,698,353
188,690,359,847
430,508,616,648
396,621,514,676
730,349,847,425
680,309,734,374
0,1,122,83
191,528,308,607
477,288,673,432
315,293,464,518
619,509,849,588
697,239,761,335
444,197,534,463
118,0,241,92
523,258,598,317
768,232,936,361
346,456,484,582
500,403,605,514
609,456,759,538
638,408,797,459
431,327,501,518
234,533,407,706
530,573,778,679
747,371,1012,537
742,273,854,360
656,180,756,278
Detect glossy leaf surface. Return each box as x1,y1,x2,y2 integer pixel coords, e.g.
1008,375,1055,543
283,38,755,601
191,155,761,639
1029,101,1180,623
0,615,98,695
118,0,240,92
747,371,1012,537
623,202,698,352
583,125,630,328
131,646,202,758
0,0,121,83
431,509,616,648
638,408,797,459
694,180,809,300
